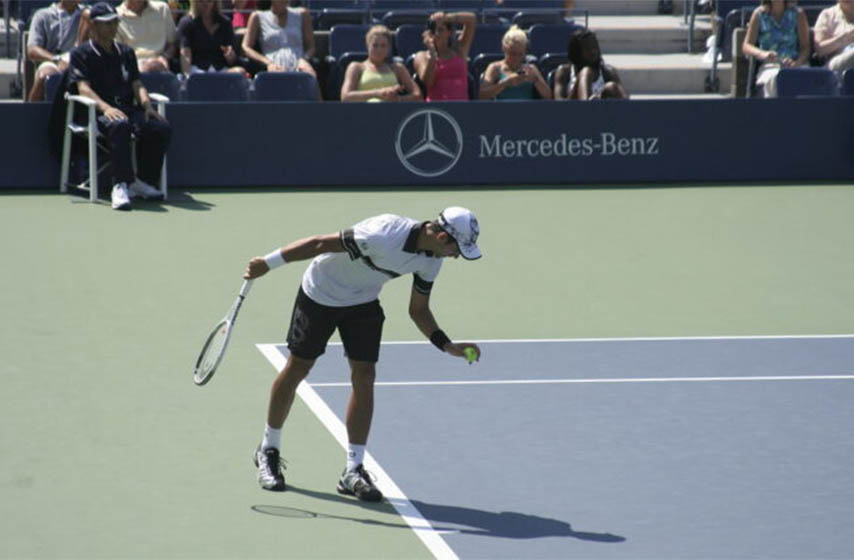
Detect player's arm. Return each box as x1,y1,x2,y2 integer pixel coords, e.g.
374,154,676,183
408,286,480,362
75,80,127,121
244,233,344,278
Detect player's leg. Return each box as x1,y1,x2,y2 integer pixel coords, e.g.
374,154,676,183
254,288,337,491
335,300,384,501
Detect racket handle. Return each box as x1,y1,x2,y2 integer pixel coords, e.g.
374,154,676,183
239,279,253,298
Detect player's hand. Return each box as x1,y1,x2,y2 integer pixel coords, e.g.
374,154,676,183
445,342,481,363
763,50,778,62
244,257,270,279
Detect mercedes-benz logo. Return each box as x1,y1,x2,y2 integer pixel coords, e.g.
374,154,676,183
395,109,463,178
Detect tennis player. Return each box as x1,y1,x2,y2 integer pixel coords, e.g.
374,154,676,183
244,207,482,500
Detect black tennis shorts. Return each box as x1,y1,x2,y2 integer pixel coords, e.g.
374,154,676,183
286,287,385,362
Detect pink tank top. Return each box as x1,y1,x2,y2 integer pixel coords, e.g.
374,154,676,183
426,56,469,101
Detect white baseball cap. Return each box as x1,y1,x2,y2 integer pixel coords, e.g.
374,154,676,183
438,206,481,260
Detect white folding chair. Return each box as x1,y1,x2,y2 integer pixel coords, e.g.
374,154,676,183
59,92,169,202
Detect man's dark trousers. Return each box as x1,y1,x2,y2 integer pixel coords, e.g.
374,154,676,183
97,106,172,187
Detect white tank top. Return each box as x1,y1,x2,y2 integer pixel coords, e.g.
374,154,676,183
257,8,304,70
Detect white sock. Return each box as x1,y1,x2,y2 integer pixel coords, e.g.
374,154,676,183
262,424,282,451
346,443,365,472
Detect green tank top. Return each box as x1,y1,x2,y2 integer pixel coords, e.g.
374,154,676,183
358,66,399,102
496,70,536,100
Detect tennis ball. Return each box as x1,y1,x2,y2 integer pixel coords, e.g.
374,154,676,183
463,347,478,363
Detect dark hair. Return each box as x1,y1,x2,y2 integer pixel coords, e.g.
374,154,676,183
425,16,457,49
567,28,601,71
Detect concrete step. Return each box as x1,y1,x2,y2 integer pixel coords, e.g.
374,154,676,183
588,15,710,53
605,53,730,94
573,0,662,16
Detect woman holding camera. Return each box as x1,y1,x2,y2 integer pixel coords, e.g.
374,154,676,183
479,25,551,100
414,11,477,101
340,25,421,102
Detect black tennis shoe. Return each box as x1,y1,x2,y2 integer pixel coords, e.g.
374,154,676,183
337,464,383,502
253,445,286,492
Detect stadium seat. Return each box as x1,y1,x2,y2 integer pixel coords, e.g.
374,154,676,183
381,9,434,29
316,8,371,30
528,23,581,59
511,10,567,29
328,24,372,59
395,24,426,60
59,93,169,202
140,72,182,102
776,67,839,97
468,24,508,59
843,69,854,96
185,72,250,101
327,51,367,99
470,52,503,80
537,53,567,78
253,71,319,100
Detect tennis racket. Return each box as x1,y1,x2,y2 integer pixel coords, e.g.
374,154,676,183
193,279,253,386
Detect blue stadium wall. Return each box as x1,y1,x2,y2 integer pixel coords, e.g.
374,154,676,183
1,98,853,189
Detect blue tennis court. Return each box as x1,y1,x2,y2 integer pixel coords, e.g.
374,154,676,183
259,336,854,559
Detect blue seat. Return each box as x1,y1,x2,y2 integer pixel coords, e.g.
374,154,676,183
381,9,434,29
254,71,319,101
373,0,436,11
528,23,581,59
511,10,567,29
326,51,367,99
498,0,562,8
395,24,426,60
185,72,249,101
537,52,567,77
843,69,854,96
316,8,371,29
328,24,372,59
140,72,181,101
776,67,839,97
470,52,502,80
468,24,508,59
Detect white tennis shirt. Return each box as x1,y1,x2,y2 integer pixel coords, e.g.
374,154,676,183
302,214,443,307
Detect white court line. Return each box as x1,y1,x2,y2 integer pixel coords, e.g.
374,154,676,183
357,334,854,345
307,375,854,388
256,344,458,560
261,334,854,348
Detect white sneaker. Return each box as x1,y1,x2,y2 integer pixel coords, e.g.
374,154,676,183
129,179,165,200
111,182,131,210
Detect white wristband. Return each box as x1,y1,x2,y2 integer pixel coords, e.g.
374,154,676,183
263,249,286,269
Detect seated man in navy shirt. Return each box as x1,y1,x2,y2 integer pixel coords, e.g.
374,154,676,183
68,2,171,210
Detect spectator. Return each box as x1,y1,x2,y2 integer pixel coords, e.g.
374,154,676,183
26,0,88,102
231,0,256,36
413,11,477,101
553,28,628,100
68,2,172,210
241,0,316,77
742,0,809,97
340,25,421,102
814,0,854,74
115,0,178,72
177,0,246,76
478,25,551,100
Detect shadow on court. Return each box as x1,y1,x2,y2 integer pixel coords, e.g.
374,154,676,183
67,190,215,212
256,485,625,543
